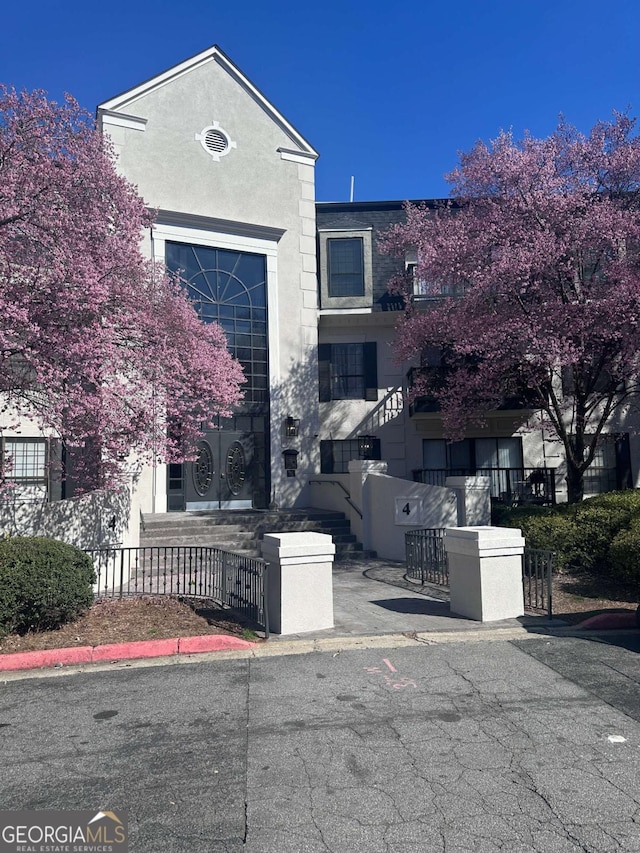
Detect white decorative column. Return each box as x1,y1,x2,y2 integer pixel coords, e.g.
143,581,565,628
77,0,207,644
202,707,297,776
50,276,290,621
445,476,491,526
261,532,335,635
348,460,388,549
444,526,525,622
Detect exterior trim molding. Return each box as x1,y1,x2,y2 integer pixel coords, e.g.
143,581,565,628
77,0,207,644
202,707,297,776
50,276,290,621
99,109,147,132
153,209,286,243
278,147,318,164
319,308,374,315
318,227,373,233
98,45,318,159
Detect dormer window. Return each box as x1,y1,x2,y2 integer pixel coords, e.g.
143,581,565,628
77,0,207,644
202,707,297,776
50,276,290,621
328,237,364,297
318,228,373,309
405,249,463,300
405,249,429,298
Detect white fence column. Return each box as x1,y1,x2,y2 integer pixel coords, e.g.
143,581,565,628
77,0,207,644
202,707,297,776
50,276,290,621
261,532,335,635
444,526,525,622
445,476,491,526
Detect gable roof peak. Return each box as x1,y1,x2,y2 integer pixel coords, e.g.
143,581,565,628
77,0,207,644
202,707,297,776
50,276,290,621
98,44,318,158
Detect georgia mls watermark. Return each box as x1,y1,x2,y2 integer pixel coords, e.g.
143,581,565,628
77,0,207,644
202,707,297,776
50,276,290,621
0,810,127,853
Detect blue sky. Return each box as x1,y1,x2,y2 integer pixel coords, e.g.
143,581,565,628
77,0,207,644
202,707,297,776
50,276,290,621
2,0,639,202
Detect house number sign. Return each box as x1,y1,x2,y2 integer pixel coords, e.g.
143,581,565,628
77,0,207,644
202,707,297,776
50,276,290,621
394,497,424,525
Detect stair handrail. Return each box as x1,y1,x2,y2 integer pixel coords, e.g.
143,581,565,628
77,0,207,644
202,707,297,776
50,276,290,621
309,479,363,519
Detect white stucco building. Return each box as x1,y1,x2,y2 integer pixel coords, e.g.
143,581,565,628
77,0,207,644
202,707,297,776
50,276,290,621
98,45,322,515
1,45,638,549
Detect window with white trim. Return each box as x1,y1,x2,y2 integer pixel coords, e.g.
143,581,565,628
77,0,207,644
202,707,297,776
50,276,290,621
318,342,378,401
320,438,381,473
319,229,373,308
2,438,49,501
328,238,364,297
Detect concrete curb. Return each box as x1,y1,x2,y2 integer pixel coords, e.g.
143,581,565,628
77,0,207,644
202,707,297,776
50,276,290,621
575,610,638,630
2,620,638,675
0,633,257,672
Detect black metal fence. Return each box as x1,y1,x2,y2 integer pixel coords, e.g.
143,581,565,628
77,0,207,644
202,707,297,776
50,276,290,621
405,528,449,586
412,467,556,506
86,546,270,637
405,529,554,618
522,548,553,619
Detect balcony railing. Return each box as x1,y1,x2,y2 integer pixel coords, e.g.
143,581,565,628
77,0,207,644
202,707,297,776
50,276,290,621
412,467,556,506
406,367,539,415
406,366,445,414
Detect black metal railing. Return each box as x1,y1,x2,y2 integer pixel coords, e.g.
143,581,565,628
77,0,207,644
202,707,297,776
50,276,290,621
406,367,538,415
405,529,554,619
86,546,270,637
412,467,556,506
405,528,448,586
406,366,445,414
522,548,553,620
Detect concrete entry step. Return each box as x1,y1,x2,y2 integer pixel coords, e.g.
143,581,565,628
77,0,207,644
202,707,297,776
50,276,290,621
141,508,374,562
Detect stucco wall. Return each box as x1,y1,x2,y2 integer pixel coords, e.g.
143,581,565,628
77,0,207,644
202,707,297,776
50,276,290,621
100,50,320,511
361,473,458,562
0,483,139,551
317,314,416,479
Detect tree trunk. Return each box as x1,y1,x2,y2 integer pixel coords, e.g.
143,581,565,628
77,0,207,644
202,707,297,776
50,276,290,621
566,460,585,504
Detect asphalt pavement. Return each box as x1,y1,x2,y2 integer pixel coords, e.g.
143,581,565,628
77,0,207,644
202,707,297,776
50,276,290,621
2,635,640,852
1,558,640,852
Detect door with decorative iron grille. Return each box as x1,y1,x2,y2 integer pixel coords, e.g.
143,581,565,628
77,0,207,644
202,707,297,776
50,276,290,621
184,430,254,509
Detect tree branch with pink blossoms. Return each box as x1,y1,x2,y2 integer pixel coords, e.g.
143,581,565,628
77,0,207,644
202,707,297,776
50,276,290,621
0,87,244,493
380,113,640,503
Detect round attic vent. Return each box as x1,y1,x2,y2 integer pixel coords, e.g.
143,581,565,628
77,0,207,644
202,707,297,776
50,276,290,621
196,121,236,162
204,128,228,155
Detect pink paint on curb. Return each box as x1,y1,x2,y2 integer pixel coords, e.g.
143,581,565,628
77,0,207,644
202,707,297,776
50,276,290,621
0,646,94,672
576,610,638,630
178,634,255,654
91,638,179,662
0,633,258,672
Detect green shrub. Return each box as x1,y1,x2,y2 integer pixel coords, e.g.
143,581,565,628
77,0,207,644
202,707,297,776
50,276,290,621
608,520,640,585
0,537,95,637
570,503,633,571
491,502,552,527
580,490,640,517
502,511,580,572
497,490,640,573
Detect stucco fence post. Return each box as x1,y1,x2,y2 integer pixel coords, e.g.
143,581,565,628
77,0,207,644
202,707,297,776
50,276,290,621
261,532,335,635
445,476,491,526
444,526,525,622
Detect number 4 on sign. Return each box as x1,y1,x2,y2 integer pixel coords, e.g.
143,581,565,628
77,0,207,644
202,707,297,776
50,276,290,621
395,497,423,525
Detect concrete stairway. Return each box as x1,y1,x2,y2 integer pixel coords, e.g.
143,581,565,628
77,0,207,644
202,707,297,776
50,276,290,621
140,508,375,562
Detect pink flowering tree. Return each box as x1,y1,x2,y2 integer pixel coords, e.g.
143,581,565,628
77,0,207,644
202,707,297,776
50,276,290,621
381,114,640,503
0,87,244,491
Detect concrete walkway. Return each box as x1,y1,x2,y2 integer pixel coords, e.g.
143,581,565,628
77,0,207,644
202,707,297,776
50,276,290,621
270,556,558,642
0,556,564,674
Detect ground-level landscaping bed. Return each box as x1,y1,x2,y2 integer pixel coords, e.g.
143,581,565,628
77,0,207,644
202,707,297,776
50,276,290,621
547,570,637,625
0,596,261,655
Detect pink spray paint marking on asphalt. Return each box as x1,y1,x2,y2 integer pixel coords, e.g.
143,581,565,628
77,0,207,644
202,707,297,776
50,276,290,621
364,658,417,690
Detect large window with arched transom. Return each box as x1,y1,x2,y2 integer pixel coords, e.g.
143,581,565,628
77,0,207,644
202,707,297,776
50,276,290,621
166,241,270,507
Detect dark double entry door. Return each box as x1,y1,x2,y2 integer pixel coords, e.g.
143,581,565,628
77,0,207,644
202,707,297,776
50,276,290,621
184,430,253,510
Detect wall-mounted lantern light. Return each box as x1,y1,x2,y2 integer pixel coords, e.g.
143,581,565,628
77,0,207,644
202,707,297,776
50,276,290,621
358,434,377,459
284,416,300,437
282,448,299,476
